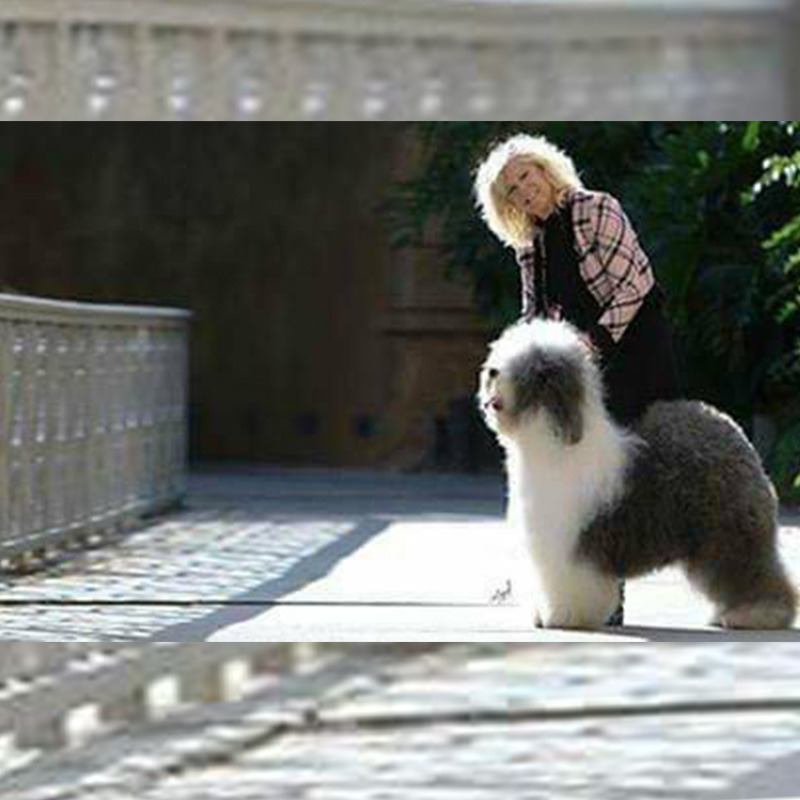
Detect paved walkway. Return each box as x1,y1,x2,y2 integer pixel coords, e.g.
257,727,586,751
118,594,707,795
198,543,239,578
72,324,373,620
0,466,798,641
5,644,800,800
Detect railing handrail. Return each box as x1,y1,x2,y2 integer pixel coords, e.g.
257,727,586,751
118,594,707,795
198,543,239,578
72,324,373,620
0,0,787,34
0,293,191,325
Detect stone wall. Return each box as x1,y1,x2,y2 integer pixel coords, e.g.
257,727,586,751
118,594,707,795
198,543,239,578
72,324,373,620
249,126,498,469
0,125,500,469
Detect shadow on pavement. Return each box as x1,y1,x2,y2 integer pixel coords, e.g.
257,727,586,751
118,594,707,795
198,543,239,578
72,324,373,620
154,518,391,641
601,625,800,642
712,749,800,799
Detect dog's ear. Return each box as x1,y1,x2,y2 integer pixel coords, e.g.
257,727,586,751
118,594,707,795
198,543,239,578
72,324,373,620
548,397,584,445
515,368,540,415
544,366,585,446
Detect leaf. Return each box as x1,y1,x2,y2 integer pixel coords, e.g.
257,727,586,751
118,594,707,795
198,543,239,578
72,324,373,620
743,121,761,152
763,216,800,251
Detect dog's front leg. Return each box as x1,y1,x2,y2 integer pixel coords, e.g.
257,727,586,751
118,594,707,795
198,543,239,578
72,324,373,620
510,561,547,628
536,565,622,630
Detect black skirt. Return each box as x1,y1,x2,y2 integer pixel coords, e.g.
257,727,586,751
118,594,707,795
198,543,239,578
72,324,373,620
535,207,683,427
600,287,683,427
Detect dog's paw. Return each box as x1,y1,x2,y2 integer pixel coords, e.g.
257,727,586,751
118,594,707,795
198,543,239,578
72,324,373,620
537,607,608,630
536,608,570,629
715,603,795,630
538,615,570,630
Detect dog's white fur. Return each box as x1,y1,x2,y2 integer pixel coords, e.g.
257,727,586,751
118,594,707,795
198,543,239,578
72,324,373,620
504,413,633,629
482,319,636,627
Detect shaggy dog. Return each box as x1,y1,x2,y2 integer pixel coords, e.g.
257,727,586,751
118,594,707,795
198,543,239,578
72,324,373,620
478,318,797,630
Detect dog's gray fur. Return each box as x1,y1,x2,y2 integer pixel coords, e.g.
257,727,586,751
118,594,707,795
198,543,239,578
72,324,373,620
479,318,798,629
581,400,796,622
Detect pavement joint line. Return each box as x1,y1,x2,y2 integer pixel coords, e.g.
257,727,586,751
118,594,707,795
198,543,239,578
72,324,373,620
131,696,800,793
307,696,800,733
56,694,800,796
0,600,500,607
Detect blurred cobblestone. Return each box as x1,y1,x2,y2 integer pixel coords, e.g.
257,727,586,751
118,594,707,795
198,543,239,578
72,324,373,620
161,711,800,800
6,644,800,800
0,507,355,640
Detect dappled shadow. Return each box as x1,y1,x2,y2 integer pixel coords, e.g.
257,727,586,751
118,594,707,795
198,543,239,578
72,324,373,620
155,517,391,641
0,467,505,641
0,506,384,641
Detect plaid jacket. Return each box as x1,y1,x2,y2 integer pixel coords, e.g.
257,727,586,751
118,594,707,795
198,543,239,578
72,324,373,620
516,189,655,344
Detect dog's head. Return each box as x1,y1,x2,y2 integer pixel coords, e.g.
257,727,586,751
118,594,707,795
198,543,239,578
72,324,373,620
478,318,597,445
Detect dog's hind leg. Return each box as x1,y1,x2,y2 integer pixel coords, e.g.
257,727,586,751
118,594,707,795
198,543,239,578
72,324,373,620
716,600,796,630
687,550,798,631
717,557,797,630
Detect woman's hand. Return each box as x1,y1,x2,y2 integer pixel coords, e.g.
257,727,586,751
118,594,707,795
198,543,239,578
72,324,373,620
579,333,600,359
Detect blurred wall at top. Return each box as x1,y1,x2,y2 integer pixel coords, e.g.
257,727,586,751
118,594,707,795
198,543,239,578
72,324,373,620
0,125,497,470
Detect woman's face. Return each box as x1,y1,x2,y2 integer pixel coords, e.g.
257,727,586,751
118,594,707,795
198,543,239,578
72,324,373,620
500,158,557,221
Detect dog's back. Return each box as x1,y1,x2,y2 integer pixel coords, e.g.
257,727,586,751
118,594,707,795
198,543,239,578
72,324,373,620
636,399,778,522
579,399,779,579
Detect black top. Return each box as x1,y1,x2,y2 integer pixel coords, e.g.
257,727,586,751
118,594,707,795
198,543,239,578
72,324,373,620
532,206,682,426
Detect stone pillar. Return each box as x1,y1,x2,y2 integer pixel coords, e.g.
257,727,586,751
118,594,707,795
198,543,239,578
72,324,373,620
373,130,500,472
378,300,494,471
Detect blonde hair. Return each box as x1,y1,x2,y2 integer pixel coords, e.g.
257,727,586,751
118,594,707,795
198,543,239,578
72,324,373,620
473,133,584,249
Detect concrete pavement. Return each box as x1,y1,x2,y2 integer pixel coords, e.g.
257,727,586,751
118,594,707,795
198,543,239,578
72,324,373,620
0,466,507,640
0,465,798,641
204,515,800,643
194,469,800,642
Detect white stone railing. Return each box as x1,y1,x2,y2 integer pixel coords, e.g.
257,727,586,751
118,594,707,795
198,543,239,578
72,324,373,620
0,0,793,120
0,643,310,753
0,294,190,568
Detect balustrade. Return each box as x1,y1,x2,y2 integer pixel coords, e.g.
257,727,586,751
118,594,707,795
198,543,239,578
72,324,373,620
0,643,309,756
0,293,190,566
0,0,791,120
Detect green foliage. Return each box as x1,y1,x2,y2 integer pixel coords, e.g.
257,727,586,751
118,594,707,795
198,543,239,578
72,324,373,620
756,129,800,501
768,411,800,506
382,122,538,324
618,123,800,418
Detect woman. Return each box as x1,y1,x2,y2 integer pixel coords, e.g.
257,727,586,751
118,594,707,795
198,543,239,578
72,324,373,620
474,133,682,626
